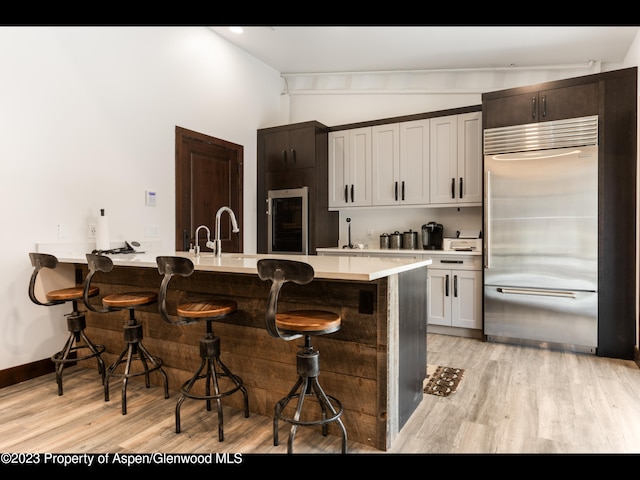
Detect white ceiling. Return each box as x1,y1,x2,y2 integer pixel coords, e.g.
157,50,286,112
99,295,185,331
210,26,640,75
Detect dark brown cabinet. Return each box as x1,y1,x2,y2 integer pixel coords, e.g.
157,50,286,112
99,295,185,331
263,127,317,171
257,121,338,254
482,67,637,360
483,81,599,129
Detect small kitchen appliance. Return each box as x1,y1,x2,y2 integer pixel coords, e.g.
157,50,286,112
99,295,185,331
443,238,481,252
421,222,443,250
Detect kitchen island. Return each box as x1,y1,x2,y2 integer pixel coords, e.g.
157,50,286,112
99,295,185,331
54,251,431,451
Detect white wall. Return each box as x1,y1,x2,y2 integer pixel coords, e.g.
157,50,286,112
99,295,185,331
2,26,638,371
0,27,283,370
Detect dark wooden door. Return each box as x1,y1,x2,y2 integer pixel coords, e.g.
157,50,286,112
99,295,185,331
175,126,243,253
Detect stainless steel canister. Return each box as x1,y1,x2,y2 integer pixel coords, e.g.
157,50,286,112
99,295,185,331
403,230,418,249
389,231,402,249
379,233,390,249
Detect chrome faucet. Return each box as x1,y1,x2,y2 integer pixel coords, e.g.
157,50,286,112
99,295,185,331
193,225,213,256
214,206,240,257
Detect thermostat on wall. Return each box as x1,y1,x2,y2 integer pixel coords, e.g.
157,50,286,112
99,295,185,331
145,190,157,206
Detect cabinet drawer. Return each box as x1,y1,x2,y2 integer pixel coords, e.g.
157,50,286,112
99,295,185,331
428,255,481,270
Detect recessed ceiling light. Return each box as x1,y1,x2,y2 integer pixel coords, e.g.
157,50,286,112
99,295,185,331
229,27,244,34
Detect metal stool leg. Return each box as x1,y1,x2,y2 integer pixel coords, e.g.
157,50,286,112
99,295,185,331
52,309,106,396
274,341,347,454
173,328,249,442
105,313,168,415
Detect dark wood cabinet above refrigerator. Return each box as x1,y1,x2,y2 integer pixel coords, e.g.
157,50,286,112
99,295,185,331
257,121,338,254
483,79,599,129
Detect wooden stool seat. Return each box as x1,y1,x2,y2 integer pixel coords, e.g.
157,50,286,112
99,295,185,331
177,299,237,318
275,310,341,335
84,253,169,415
47,285,99,302
257,258,348,454
157,255,249,442
28,253,106,396
102,292,158,309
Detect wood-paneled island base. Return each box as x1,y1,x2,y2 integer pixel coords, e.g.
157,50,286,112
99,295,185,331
56,252,431,451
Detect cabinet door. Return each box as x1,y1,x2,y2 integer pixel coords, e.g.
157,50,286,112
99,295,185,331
451,269,482,329
264,129,291,171
328,131,350,208
457,112,482,204
399,119,430,205
264,127,316,171
348,127,373,207
538,82,599,122
483,93,538,128
372,123,400,205
427,268,452,326
429,115,458,205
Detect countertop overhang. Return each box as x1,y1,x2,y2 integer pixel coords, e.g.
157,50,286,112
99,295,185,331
55,251,432,282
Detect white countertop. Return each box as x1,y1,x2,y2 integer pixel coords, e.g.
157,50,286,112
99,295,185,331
316,247,481,256
55,251,432,282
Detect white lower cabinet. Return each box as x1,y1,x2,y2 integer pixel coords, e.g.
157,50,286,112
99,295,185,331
427,256,481,329
317,249,482,335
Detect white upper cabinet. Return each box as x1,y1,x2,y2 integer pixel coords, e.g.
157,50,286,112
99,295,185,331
456,111,482,205
430,112,482,206
328,127,372,209
330,110,481,210
372,120,430,206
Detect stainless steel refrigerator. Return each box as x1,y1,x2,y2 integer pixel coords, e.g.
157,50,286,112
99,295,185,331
483,115,598,354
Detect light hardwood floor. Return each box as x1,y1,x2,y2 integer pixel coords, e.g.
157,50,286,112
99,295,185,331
1,333,639,455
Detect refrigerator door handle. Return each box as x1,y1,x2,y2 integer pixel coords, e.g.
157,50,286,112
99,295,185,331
497,287,577,299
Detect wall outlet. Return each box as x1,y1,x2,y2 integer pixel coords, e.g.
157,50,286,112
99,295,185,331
88,223,97,239
57,224,68,239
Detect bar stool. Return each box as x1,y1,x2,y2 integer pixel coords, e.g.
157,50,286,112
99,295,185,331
156,255,249,441
257,258,347,454
83,253,169,415
28,253,106,396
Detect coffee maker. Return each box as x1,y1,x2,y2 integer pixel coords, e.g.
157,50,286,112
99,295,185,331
422,222,443,250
